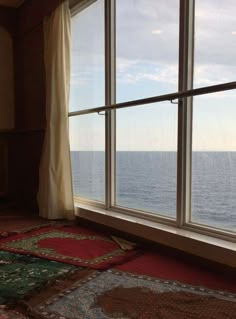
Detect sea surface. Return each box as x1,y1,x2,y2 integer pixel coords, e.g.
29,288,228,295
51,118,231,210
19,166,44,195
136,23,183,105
71,151,236,232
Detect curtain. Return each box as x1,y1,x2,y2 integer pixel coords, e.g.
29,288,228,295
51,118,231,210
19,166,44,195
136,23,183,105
37,1,74,220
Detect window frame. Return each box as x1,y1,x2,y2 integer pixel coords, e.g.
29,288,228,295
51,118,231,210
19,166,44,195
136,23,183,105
69,0,236,243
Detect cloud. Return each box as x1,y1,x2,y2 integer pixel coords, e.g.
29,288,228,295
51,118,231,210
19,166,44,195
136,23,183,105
151,30,163,35
71,0,236,93
194,64,236,87
117,59,178,85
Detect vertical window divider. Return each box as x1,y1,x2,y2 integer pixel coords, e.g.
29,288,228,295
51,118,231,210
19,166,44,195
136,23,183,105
177,0,194,227
105,0,116,209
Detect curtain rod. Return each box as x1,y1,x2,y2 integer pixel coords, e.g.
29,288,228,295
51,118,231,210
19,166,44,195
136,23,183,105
69,81,236,117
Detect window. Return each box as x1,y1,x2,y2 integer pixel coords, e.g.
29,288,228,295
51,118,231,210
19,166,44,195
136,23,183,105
115,1,179,219
116,102,178,219
69,0,236,240
190,0,236,233
69,0,105,203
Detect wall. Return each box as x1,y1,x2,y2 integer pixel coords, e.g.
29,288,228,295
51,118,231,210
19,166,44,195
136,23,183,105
0,27,15,129
0,6,16,35
15,0,70,129
0,7,16,130
0,7,15,207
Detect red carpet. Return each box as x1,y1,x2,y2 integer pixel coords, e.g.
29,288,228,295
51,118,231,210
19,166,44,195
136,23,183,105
116,251,236,293
0,226,137,270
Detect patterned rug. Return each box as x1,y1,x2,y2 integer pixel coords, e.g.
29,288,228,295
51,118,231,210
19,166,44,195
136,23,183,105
20,269,236,319
117,251,236,293
0,306,29,319
0,250,79,305
0,232,15,240
0,226,137,270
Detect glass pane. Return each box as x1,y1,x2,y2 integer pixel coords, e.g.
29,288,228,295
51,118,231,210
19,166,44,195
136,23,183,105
194,0,236,88
70,0,105,112
116,102,177,218
69,114,105,202
116,0,179,102
192,91,236,232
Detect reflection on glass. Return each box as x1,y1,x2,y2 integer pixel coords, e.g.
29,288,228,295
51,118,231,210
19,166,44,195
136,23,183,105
191,91,236,232
69,115,105,202
116,102,178,218
70,0,105,112
116,0,179,102
194,0,236,88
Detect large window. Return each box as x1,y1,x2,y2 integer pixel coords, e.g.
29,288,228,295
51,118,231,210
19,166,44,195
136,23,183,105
69,0,236,240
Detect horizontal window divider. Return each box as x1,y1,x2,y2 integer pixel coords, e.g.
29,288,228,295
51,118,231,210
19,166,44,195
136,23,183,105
69,80,236,117
110,205,177,226
73,196,106,209
182,223,236,243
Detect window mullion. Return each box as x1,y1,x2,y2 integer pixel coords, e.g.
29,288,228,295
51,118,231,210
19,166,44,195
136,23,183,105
177,0,194,227
105,0,116,209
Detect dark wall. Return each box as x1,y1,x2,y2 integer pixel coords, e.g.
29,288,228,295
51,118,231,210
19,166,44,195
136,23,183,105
0,6,16,36
6,0,65,212
7,130,45,211
0,6,16,208
15,0,65,130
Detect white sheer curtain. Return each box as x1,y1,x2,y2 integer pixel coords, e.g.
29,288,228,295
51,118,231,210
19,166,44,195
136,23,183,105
37,1,74,220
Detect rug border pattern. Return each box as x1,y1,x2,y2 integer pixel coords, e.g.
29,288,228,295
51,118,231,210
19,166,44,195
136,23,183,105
0,229,129,266
32,269,236,319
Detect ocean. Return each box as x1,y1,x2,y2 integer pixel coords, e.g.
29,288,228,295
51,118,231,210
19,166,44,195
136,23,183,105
71,151,236,232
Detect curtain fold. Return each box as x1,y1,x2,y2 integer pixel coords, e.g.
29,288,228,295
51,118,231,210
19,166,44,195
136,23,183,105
37,1,74,220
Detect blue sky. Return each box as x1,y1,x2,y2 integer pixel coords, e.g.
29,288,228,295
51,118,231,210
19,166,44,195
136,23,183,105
69,0,236,151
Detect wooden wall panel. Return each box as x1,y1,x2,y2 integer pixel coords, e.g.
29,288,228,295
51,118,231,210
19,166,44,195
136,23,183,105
17,0,65,37
0,6,16,35
15,25,45,130
15,0,66,130
0,27,15,130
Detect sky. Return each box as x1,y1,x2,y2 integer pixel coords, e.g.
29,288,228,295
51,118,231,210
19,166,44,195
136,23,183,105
69,0,236,151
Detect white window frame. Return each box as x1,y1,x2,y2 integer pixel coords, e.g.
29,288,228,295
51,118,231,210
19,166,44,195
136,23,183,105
69,0,236,243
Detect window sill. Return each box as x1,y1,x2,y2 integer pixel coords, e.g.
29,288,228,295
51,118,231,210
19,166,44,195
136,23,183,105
75,203,236,268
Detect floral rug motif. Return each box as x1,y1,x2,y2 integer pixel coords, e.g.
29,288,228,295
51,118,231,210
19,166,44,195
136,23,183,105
0,226,137,269
29,270,236,319
0,251,78,305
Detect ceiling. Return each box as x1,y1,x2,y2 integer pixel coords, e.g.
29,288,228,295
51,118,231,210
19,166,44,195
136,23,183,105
0,0,25,8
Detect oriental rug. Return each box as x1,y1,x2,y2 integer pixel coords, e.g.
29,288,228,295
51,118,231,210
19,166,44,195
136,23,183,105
117,251,236,293
0,306,29,319
0,226,137,270
23,269,236,319
0,232,15,240
0,251,79,305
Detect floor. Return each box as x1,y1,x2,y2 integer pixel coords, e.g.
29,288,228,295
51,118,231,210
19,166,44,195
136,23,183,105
0,210,235,318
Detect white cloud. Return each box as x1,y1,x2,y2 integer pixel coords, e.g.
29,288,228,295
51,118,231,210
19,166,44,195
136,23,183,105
117,60,178,85
151,30,162,35
194,64,236,87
